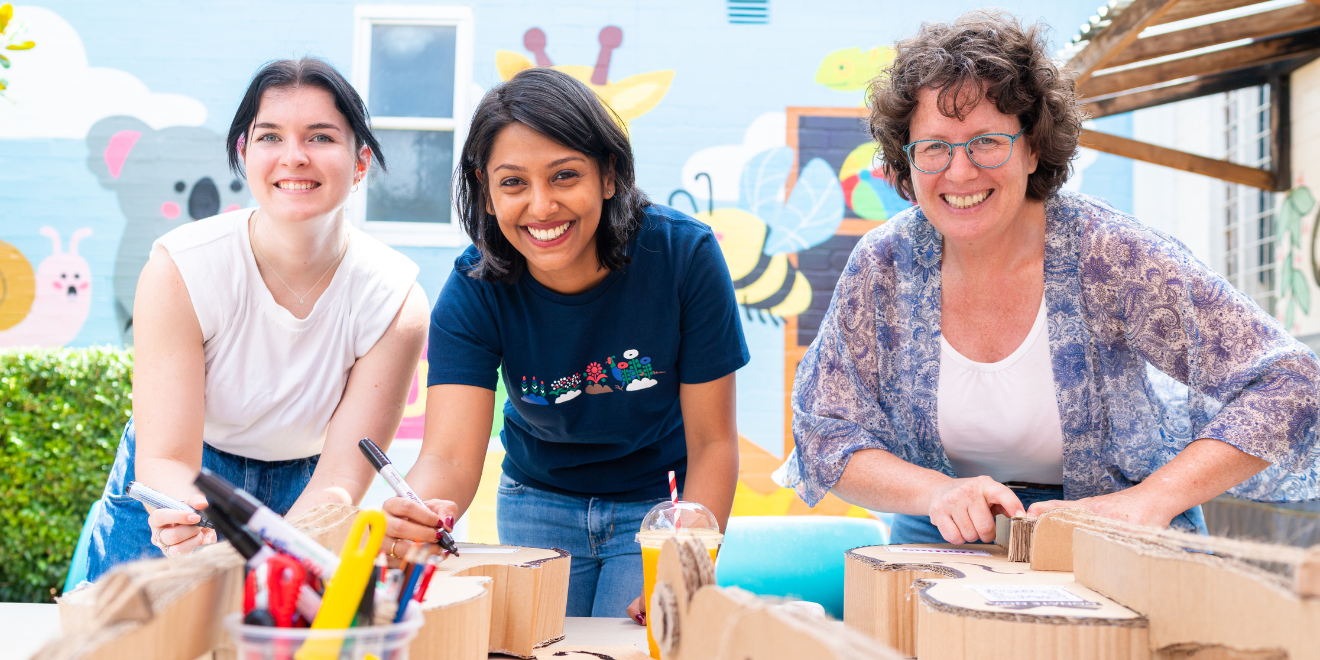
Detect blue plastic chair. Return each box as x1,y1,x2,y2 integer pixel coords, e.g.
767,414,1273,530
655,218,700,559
715,515,890,619
62,500,100,593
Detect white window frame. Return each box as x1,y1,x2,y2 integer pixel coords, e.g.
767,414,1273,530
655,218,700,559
351,4,474,247
1215,85,1280,316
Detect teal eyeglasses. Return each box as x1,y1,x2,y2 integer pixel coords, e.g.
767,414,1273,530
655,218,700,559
903,129,1024,174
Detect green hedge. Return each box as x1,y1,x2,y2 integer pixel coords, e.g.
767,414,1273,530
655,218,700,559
1,347,132,603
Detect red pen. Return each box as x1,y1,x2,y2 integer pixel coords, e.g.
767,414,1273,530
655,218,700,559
414,559,438,602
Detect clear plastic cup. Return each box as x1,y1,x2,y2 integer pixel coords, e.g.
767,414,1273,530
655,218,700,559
224,601,424,660
637,500,722,659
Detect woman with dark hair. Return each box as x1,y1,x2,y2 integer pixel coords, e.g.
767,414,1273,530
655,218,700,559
381,67,747,619
84,57,429,580
779,11,1320,545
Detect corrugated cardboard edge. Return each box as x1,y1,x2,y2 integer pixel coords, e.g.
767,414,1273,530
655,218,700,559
914,591,1151,660
40,541,245,660
1029,508,1098,572
412,575,494,660
716,589,905,660
453,546,570,658
912,579,1148,627
1073,528,1314,659
842,549,963,657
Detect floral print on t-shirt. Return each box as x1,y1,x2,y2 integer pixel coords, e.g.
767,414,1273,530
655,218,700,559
521,348,660,405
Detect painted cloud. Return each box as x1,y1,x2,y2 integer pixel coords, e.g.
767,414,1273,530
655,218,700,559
0,6,206,139
680,111,786,204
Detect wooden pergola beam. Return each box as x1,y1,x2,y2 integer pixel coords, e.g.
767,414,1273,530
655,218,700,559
1106,3,1320,68
1154,0,1270,25
1080,26,1320,98
1068,0,1183,86
1082,54,1318,118
1079,129,1278,191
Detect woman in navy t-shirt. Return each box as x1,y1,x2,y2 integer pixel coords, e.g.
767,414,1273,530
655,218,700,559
381,68,749,620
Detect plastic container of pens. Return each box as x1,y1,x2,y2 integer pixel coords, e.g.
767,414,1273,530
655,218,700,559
225,600,424,660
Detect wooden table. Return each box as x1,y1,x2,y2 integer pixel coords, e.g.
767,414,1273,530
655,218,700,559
1,602,647,660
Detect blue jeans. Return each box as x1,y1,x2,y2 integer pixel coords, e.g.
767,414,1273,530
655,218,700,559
496,472,668,618
888,484,1207,544
84,418,319,582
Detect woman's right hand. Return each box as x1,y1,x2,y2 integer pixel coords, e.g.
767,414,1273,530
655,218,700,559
924,476,1025,544
147,494,217,556
382,497,460,562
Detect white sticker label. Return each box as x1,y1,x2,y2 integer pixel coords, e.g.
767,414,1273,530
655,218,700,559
885,547,992,556
967,585,1101,609
455,547,520,554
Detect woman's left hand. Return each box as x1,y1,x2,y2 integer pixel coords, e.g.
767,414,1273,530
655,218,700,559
1027,488,1176,528
381,496,458,566
626,594,645,626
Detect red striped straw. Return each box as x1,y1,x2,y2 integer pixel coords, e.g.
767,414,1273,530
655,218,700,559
668,470,680,531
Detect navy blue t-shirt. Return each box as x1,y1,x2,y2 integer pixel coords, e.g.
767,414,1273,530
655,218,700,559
427,205,750,501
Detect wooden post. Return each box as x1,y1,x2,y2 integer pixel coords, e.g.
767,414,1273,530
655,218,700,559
1271,74,1291,191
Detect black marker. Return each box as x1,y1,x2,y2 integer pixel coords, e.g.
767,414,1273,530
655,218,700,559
195,467,340,578
202,499,274,567
358,438,459,557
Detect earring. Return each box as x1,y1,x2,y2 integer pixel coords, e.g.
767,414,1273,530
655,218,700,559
351,179,360,194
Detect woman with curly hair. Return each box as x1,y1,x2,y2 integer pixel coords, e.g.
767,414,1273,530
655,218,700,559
381,68,747,619
778,10,1320,545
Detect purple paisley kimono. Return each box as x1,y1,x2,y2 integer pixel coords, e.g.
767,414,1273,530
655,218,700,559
781,191,1320,506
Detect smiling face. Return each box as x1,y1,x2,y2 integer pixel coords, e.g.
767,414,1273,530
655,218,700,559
907,86,1039,244
485,122,615,292
243,85,369,224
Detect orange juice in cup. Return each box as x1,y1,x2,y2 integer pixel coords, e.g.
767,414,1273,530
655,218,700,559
636,500,721,659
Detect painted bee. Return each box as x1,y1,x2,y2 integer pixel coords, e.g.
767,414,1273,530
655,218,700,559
671,148,844,324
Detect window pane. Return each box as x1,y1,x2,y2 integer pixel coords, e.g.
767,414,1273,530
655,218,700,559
370,24,456,118
367,129,454,224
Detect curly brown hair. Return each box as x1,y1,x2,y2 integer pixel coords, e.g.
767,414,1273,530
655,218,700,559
868,10,1085,202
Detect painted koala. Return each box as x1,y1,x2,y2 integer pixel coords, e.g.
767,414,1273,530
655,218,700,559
86,116,249,344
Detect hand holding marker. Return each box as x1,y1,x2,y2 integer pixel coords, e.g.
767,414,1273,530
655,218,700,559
358,437,460,557
126,481,215,529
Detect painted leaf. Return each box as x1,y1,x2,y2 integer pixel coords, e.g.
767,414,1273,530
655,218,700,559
1283,256,1294,299
1293,269,1311,315
0,79,7,91
1283,186,1314,248
739,146,793,222
5,40,33,50
764,157,845,254
0,54,9,68
0,5,12,34
1282,186,1316,225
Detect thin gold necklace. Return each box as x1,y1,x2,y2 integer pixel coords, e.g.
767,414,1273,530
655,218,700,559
251,213,349,305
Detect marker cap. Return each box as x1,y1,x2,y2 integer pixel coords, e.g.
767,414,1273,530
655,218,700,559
195,467,260,523
358,438,391,471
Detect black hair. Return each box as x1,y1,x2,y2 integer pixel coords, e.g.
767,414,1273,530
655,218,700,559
454,67,650,283
227,58,385,177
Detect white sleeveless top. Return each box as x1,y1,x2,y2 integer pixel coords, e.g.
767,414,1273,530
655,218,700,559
154,208,420,461
937,297,1064,484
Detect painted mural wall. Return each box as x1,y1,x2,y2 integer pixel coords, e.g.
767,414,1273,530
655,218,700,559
0,1,1124,538
1282,58,1320,341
